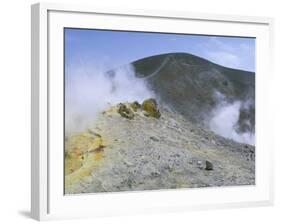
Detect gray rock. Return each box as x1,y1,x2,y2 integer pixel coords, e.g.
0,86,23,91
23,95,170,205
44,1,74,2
205,160,213,170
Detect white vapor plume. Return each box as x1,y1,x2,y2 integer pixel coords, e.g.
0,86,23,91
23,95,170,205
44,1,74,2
208,91,255,145
65,64,154,133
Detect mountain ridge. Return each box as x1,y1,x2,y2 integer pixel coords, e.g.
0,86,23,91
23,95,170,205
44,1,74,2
130,52,255,135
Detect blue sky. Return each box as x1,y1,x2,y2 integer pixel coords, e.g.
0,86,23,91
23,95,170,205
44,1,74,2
65,28,255,72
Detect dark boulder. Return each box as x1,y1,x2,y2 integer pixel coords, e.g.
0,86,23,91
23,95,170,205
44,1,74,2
205,160,213,170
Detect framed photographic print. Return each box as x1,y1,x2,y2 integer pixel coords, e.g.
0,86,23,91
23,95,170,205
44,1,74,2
31,2,274,221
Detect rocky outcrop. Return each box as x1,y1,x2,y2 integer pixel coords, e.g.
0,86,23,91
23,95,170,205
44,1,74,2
142,98,161,119
118,103,134,119
130,101,141,112
117,99,161,120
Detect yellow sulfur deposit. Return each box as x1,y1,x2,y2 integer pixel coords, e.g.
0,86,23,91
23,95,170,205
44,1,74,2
64,130,106,188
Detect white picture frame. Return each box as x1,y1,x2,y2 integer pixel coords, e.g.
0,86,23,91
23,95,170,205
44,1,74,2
31,2,274,221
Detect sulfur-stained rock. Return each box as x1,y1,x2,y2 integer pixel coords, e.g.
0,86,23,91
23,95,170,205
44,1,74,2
118,103,134,119
130,101,141,112
64,148,84,175
142,98,161,119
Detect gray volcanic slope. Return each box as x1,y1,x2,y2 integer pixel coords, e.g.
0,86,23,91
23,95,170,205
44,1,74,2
65,104,255,194
132,53,255,134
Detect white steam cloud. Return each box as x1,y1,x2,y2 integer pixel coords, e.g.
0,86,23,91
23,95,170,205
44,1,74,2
208,91,255,145
65,64,154,133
